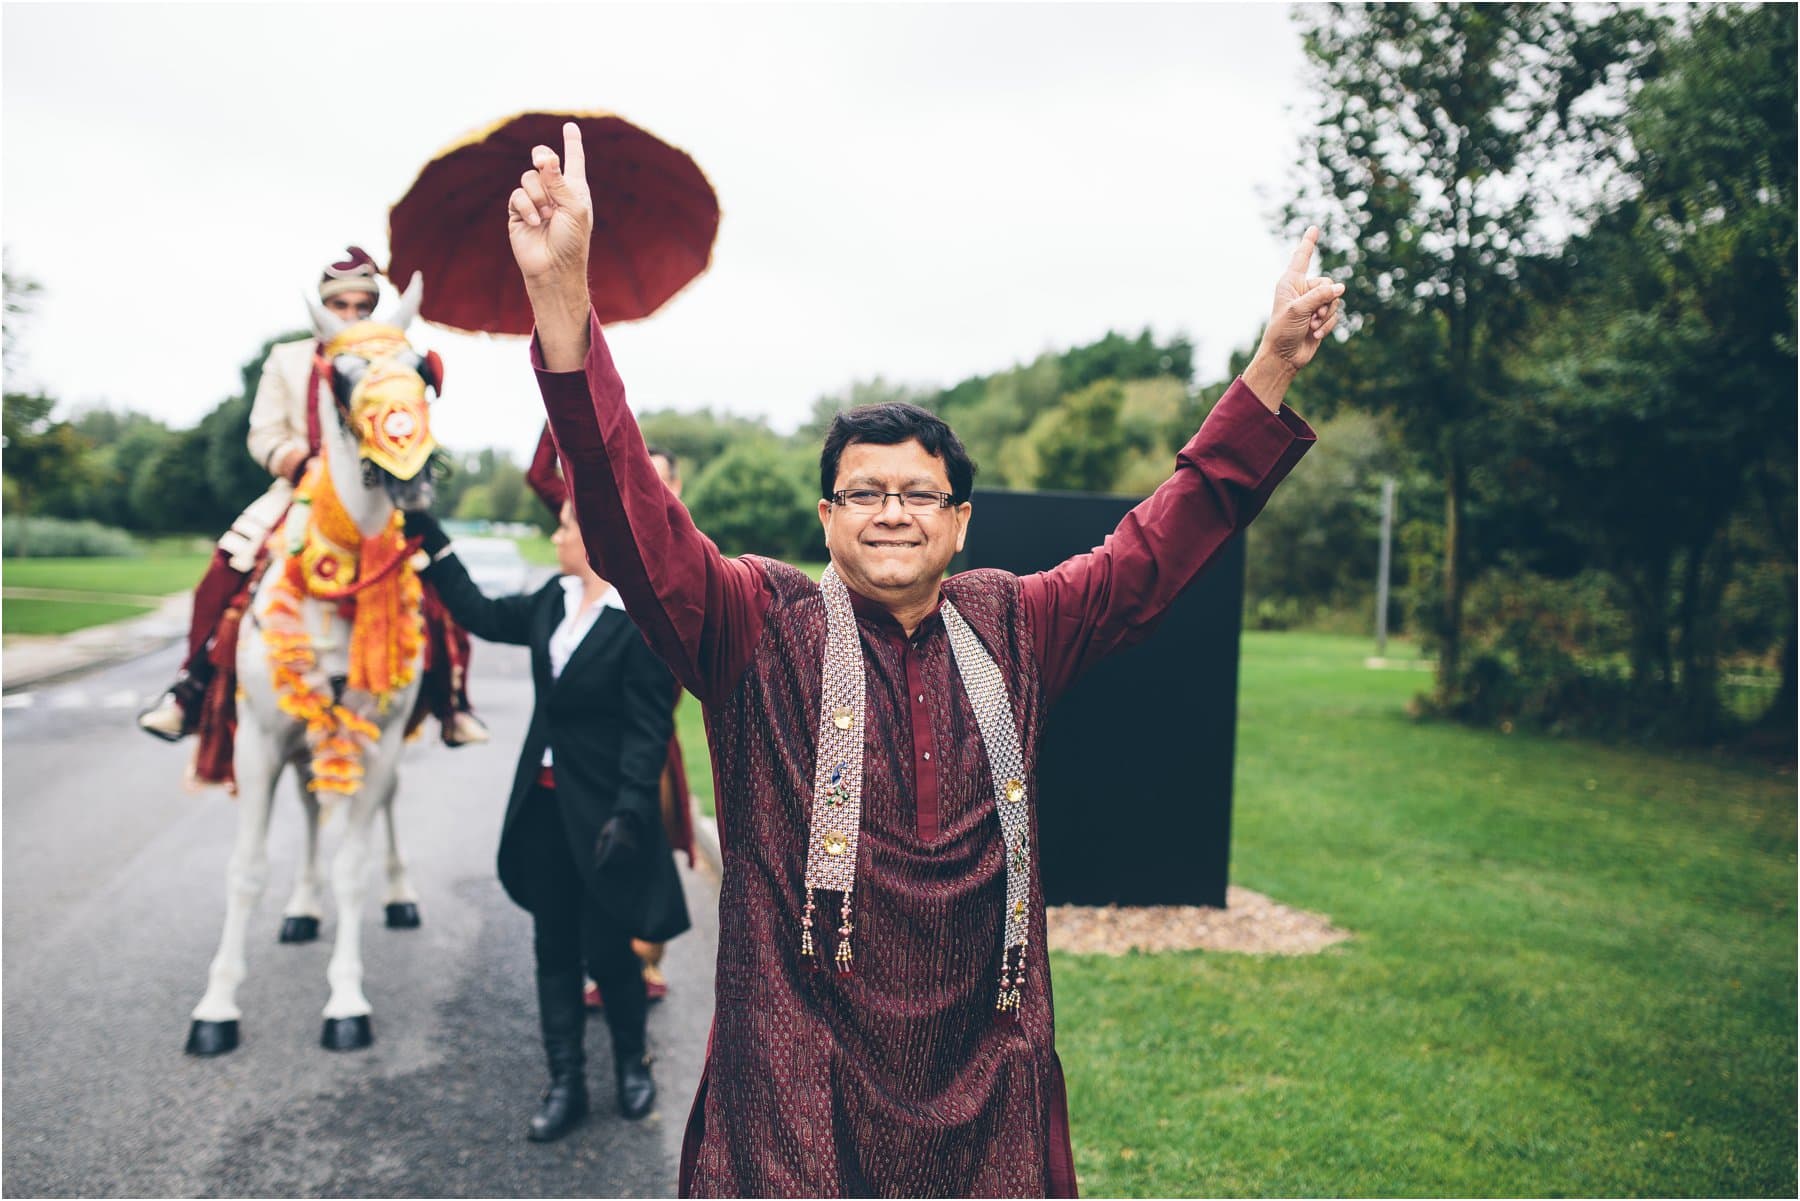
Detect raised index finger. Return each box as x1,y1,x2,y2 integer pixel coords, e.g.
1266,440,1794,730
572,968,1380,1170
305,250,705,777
562,122,586,189
1287,225,1320,275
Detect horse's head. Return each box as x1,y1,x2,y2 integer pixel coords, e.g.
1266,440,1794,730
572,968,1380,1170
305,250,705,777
314,276,440,514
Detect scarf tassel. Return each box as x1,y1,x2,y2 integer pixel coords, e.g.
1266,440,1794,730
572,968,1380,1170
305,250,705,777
801,889,819,969
834,892,855,977
996,945,1026,1019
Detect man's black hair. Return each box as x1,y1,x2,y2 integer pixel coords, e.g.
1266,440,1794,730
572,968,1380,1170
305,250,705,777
819,403,977,503
645,443,679,480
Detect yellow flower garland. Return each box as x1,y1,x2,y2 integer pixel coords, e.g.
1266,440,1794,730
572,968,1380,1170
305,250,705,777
264,459,424,795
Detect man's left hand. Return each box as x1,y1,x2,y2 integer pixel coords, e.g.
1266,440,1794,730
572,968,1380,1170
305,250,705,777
1241,226,1348,411
595,812,643,873
1258,226,1345,373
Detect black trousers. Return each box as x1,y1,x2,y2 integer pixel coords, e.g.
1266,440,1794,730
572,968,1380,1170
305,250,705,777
514,784,648,1055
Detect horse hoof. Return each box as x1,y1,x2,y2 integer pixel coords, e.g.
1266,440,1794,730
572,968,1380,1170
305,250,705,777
279,916,320,943
185,1019,239,1056
320,1015,373,1051
384,902,421,929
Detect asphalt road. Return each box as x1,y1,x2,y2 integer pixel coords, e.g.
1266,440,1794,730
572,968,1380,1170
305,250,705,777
2,627,719,1198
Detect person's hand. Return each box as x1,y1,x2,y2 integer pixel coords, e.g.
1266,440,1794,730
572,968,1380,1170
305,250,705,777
509,122,593,363
276,446,309,480
1256,226,1345,374
594,812,643,874
402,509,449,557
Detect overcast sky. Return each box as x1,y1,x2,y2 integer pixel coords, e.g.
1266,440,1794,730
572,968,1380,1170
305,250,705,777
4,2,1315,463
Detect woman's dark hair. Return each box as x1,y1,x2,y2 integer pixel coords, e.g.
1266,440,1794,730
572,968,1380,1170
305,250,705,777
819,403,978,503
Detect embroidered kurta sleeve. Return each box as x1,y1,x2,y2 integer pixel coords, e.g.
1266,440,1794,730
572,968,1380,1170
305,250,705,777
1020,377,1316,704
533,312,773,703
526,422,569,516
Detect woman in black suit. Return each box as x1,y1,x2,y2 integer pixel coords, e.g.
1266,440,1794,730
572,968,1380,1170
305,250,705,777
408,503,689,1140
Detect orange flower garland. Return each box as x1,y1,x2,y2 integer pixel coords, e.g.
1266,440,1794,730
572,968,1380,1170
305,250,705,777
264,459,424,796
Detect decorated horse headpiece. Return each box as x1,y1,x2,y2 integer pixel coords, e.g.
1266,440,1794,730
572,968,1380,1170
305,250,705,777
307,271,442,487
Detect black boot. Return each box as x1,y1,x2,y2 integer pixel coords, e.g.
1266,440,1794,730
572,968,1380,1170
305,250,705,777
527,970,589,1142
600,964,655,1120
607,1011,655,1120
614,1049,655,1120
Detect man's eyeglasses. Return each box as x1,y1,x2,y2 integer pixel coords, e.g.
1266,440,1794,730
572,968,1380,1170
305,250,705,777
830,489,956,511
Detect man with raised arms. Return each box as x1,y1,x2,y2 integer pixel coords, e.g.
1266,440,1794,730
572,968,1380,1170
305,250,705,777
508,123,1343,1197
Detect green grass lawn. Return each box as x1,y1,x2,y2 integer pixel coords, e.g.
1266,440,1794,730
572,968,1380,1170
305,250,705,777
1054,631,1796,1197
667,624,1792,1191
1,597,159,635
2,552,215,636
3,554,214,599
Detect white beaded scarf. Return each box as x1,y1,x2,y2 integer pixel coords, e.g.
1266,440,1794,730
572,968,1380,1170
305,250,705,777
803,564,1033,1014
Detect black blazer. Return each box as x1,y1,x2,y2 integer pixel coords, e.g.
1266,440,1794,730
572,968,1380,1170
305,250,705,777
424,553,691,943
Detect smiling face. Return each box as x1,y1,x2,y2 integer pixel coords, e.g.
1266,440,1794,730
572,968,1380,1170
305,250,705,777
817,437,972,604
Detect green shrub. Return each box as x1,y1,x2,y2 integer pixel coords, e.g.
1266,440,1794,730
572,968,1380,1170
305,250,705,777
686,439,825,561
1420,566,1688,739
1,516,141,558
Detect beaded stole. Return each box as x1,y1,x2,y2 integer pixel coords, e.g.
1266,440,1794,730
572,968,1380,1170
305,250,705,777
803,564,1032,1015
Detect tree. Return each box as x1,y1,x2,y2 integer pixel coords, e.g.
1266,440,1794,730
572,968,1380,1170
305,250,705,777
1059,329,1193,393
1013,380,1130,493
636,407,778,480
128,425,219,534
4,257,45,387
453,483,496,522
797,376,934,444
1509,3,1797,738
2,391,92,554
685,438,823,561
203,331,310,520
1286,2,1664,698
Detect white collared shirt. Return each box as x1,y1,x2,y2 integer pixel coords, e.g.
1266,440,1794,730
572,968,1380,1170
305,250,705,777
543,576,626,767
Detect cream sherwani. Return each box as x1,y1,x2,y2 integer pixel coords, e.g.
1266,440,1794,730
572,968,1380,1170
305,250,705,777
220,338,323,570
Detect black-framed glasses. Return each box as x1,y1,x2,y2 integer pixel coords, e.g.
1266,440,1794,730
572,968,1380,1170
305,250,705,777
830,489,956,511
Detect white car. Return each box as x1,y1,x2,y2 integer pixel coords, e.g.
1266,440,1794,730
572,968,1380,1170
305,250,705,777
454,536,535,596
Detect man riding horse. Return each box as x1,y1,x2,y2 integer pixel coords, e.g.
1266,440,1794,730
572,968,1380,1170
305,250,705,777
138,247,489,761
186,288,451,1055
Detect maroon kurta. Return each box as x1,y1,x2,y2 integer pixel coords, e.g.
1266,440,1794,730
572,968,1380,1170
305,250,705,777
536,314,1314,1197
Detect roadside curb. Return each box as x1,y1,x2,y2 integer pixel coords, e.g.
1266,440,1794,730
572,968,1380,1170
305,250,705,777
1,593,189,694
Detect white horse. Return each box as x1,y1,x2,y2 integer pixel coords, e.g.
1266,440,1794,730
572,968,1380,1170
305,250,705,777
187,282,440,1055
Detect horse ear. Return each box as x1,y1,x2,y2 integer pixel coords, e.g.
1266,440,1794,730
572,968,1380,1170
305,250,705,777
307,291,351,341
423,350,445,396
386,271,424,332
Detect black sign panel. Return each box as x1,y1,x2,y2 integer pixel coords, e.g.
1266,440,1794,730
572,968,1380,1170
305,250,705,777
955,487,1244,907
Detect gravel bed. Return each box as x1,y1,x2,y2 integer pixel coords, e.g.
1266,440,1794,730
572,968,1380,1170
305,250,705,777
1046,885,1352,956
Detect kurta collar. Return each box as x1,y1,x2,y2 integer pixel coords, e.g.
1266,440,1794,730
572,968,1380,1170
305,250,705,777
843,580,945,642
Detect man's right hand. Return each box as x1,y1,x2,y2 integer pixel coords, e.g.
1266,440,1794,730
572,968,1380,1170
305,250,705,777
275,446,309,481
508,121,594,370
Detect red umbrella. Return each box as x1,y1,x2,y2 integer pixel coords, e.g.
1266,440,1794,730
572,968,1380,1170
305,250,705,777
389,110,720,336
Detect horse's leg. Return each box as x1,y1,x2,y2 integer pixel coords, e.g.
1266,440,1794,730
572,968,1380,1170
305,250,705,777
278,784,325,943
380,776,422,929
187,709,282,1056
319,744,401,1050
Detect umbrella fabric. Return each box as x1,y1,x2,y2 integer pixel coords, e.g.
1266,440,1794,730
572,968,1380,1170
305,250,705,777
389,111,719,336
